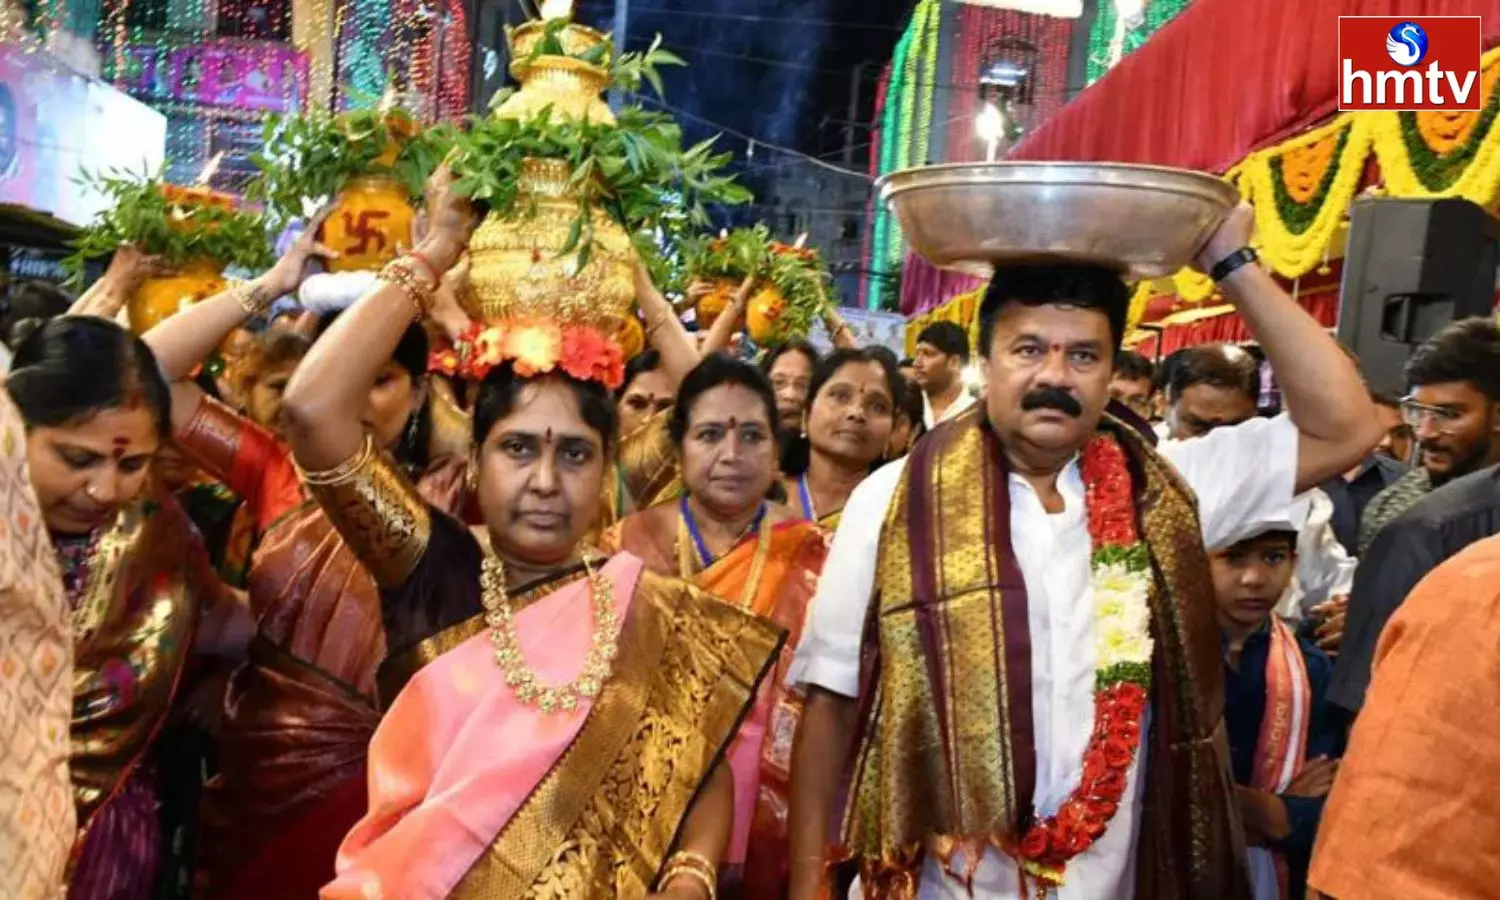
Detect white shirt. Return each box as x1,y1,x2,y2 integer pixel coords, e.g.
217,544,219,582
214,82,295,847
1272,489,1357,623
922,389,978,430
789,413,1300,900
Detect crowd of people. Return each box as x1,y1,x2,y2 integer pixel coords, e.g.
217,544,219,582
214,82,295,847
0,165,1495,900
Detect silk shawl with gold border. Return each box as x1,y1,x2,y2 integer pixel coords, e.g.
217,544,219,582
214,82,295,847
842,407,1250,899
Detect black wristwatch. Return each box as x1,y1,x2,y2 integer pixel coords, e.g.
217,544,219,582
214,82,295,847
1209,246,1259,282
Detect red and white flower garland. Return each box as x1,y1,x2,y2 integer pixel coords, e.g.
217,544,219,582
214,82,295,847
1013,432,1153,892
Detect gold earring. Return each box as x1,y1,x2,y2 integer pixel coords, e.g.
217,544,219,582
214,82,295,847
466,455,478,494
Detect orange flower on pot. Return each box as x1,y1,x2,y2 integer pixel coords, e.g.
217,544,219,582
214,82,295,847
745,285,786,344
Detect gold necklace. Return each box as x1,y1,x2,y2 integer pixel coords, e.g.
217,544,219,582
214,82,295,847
480,552,619,714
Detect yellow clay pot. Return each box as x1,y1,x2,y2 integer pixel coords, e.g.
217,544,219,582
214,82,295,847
317,175,417,273
127,259,226,335
695,279,738,329
616,313,646,360
745,285,786,345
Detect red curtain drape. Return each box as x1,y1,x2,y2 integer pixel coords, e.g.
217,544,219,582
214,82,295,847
1134,292,1339,358
1010,0,1500,173
900,254,984,315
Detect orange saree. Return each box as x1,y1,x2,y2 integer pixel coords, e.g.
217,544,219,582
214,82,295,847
603,504,828,898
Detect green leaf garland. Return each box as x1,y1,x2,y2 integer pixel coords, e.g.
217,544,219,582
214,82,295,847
1268,122,1351,237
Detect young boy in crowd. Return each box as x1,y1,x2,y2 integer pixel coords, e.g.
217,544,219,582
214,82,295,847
1210,524,1342,899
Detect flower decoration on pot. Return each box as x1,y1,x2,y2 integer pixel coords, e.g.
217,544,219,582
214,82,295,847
434,4,752,388
681,224,832,346
64,169,274,334
247,103,455,272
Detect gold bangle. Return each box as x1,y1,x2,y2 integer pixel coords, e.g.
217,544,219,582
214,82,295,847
659,865,716,900
379,259,437,321
294,434,375,487
666,850,716,873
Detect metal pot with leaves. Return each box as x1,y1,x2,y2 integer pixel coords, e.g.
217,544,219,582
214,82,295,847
447,10,751,341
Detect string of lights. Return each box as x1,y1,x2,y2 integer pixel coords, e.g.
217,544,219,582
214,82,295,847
1086,0,1191,84
575,0,905,32
623,37,1058,95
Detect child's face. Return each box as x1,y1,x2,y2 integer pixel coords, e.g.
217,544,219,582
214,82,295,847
1208,533,1297,631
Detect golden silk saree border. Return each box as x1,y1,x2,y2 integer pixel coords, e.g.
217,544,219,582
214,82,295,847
451,572,784,899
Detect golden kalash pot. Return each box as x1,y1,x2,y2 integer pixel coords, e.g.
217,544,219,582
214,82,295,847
318,111,421,273
126,185,232,335
464,19,635,335
494,21,615,125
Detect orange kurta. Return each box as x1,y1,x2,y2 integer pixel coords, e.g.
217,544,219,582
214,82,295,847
1309,533,1500,900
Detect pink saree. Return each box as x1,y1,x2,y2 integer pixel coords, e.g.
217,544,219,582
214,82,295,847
325,554,643,898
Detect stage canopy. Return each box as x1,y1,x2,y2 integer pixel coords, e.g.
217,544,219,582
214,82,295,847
1010,0,1500,172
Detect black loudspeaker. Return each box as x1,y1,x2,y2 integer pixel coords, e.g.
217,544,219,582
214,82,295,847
1336,197,1500,396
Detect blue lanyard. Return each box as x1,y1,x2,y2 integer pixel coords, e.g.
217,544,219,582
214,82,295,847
680,494,765,568
797,474,816,521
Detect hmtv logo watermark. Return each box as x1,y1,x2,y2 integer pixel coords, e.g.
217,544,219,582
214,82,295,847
1339,16,1482,111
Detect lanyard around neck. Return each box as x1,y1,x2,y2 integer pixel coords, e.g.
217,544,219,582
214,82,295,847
679,493,766,569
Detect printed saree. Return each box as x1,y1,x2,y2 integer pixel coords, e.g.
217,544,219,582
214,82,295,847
178,397,467,898
65,487,237,900
843,409,1249,899
603,505,830,897
0,392,71,900
304,446,784,899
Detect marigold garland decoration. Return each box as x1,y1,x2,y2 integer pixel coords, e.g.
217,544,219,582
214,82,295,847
1245,116,1371,279
1372,53,1500,203
1013,432,1153,891
428,319,625,389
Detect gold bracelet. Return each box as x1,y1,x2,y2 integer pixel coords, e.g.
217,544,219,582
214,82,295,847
659,865,716,900
229,280,269,316
661,850,717,885
293,434,375,487
379,259,437,321
665,850,716,875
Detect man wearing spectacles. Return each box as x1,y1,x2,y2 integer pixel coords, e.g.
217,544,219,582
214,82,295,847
1329,317,1500,721
1356,318,1500,556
